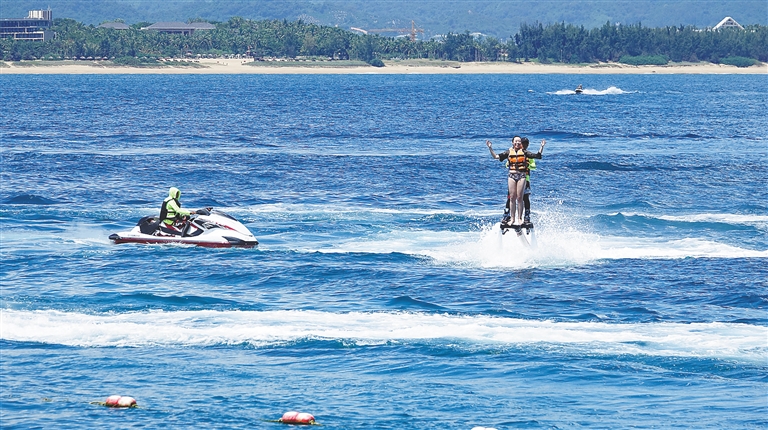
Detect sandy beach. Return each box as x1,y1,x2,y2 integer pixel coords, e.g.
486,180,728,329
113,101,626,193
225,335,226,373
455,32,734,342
1,58,765,74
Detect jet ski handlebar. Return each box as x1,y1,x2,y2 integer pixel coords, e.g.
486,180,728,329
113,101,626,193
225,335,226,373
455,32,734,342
194,207,214,216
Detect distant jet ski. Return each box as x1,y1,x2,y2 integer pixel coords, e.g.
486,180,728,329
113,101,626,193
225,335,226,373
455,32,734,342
109,208,258,248
500,220,537,248
574,84,584,94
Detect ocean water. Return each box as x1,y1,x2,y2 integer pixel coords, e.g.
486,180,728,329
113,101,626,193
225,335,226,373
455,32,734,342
1,73,766,429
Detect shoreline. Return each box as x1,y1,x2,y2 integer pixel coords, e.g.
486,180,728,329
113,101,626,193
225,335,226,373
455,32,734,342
1,58,765,74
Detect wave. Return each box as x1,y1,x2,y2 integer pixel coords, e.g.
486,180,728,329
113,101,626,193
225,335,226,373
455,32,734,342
596,200,655,211
2,194,60,205
241,205,768,231
241,203,497,217
231,136,280,147
567,161,655,172
387,295,447,311
2,309,764,362
655,213,768,226
281,207,767,265
405,225,768,268
527,130,602,139
595,212,768,231
2,207,764,265
567,161,717,172
504,131,730,141
488,130,709,140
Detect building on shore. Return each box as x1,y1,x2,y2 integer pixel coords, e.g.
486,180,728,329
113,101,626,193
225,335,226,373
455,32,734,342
0,9,54,41
98,22,130,30
713,17,744,30
141,22,215,35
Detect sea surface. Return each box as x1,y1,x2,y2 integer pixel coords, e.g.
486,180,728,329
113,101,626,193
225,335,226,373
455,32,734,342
1,73,766,429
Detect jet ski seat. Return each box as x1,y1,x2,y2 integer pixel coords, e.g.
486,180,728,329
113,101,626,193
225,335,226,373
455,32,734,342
137,216,161,235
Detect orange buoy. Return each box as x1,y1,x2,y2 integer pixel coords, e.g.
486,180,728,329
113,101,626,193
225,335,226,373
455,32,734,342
103,395,137,408
279,411,316,425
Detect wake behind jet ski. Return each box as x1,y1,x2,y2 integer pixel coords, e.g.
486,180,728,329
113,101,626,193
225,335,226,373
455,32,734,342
109,207,258,248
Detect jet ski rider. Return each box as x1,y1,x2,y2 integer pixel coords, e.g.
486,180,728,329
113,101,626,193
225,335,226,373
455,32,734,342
159,187,191,235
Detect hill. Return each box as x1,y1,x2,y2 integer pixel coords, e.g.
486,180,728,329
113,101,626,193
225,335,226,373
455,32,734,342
3,1,766,39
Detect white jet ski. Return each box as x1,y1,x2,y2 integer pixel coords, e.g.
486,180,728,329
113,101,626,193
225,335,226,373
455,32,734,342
109,208,258,248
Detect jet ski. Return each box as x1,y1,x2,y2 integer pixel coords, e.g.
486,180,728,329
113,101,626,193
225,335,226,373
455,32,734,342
109,208,258,248
574,84,584,94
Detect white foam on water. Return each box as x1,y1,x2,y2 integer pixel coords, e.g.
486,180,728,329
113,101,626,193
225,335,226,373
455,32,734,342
253,207,767,264
586,236,768,259
4,206,764,263
311,228,482,256
608,211,768,226
369,224,767,268
655,213,768,226
2,309,764,363
249,206,767,264
415,223,599,268
549,86,633,96
0,223,115,250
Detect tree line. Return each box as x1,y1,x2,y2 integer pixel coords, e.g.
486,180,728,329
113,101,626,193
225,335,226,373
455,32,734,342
8,0,768,39
2,17,765,65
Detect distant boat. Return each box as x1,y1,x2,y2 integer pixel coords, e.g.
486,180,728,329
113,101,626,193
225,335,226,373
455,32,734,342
575,84,584,94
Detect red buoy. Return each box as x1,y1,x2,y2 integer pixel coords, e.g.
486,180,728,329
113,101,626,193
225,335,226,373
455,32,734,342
103,395,137,408
280,411,316,425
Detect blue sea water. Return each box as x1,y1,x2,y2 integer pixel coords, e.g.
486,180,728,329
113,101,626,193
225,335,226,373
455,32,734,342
1,72,766,429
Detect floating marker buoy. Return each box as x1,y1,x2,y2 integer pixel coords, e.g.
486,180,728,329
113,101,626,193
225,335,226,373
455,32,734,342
279,411,316,425
118,396,137,407
102,395,137,408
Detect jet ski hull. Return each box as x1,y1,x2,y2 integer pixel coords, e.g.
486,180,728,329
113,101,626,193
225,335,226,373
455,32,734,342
108,233,257,248
110,209,258,248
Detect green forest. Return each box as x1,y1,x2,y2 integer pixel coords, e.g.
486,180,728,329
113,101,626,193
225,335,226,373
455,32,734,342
2,17,766,66
4,0,766,38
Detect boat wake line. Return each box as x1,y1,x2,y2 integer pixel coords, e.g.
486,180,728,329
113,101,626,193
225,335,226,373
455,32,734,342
2,309,765,363
269,223,767,268
549,86,634,95
2,205,765,266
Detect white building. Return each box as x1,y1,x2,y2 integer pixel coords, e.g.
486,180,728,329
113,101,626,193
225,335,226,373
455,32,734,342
713,17,744,30
0,9,54,41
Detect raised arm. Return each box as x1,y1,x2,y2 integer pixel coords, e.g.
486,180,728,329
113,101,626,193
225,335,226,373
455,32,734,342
486,140,500,159
526,139,546,159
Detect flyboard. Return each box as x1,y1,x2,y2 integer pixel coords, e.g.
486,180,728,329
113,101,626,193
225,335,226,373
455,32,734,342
500,220,537,248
